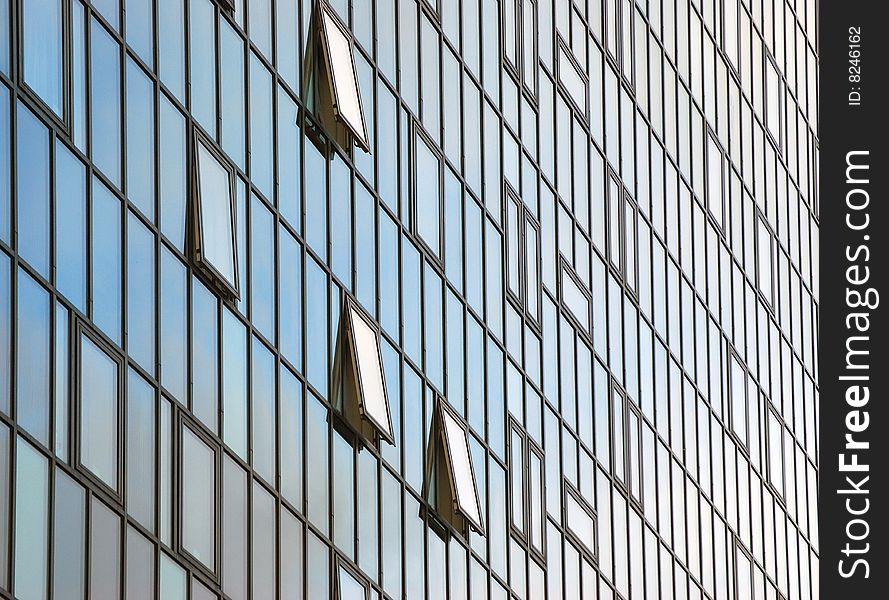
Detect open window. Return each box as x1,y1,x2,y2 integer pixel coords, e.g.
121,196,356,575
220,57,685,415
331,299,395,445
303,1,369,153
335,557,370,600
424,400,485,536
192,134,239,299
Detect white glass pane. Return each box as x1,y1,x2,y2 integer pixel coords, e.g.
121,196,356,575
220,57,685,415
81,334,119,490
560,265,590,332
338,564,367,600
557,47,585,112
14,437,49,600
182,427,215,569
322,9,367,146
441,409,482,529
350,306,392,439
757,218,773,302
197,141,237,291
565,492,595,556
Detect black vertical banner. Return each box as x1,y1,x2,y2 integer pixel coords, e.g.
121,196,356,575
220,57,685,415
819,1,889,597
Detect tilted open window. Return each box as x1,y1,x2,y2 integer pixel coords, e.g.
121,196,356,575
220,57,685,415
424,400,485,536
331,300,394,445
303,1,369,153
192,134,239,299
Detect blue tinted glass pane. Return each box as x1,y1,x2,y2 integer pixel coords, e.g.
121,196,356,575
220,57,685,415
378,210,399,339
16,103,50,277
220,19,246,170
355,183,376,313
160,552,186,600
22,0,63,116
277,89,301,229
55,141,87,312
14,437,49,600
416,135,441,254
192,278,218,433
0,86,8,242
127,211,155,372
92,178,122,344
0,255,8,416
16,269,50,445
158,0,185,101
305,258,328,392
80,333,119,489
222,308,248,459
127,368,155,530
126,59,155,220
250,194,275,339
330,156,351,285
159,96,186,250
160,248,187,402
0,0,7,74
306,393,329,535
251,337,275,482
92,0,119,29
304,140,327,255
190,0,217,135
90,18,122,187
72,3,87,151
279,227,302,368
249,54,274,200
280,367,302,508
125,0,153,66
249,0,272,59
276,0,299,89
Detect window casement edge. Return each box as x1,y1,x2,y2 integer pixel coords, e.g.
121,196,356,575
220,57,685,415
190,130,240,302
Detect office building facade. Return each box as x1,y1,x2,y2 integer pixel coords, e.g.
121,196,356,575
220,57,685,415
0,0,819,598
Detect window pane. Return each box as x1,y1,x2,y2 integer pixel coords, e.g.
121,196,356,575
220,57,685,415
125,59,155,219
250,194,275,336
192,278,219,432
91,18,122,187
160,248,187,402
280,508,304,598
158,0,185,101
80,333,119,489
321,8,368,146
196,139,237,291
126,527,154,600
560,264,590,333
251,337,276,482
220,19,246,170
16,102,50,276
223,457,248,600
125,0,153,66
127,211,155,372
0,255,8,415
0,424,8,586
279,228,302,368
222,307,248,459
22,0,63,116
416,133,441,254
92,178,122,344
0,86,8,243
566,490,596,557
441,408,483,530
280,367,303,508
160,552,186,600
160,95,187,250
16,269,50,444
55,140,88,312
190,0,217,134
14,437,49,600
249,53,274,199
339,564,367,600
127,368,155,529
252,481,277,599
182,426,216,570
53,469,86,600
350,306,393,438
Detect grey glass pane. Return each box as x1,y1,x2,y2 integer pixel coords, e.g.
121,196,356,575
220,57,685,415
126,527,154,600
127,368,155,529
22,0,63,116
222,457,248,600
193,579,216,600
55,140,88,312
80,333,119,489
16,102,50,277
279,227,302,368
339,564,367,600
280,508,304,599
192,278,219,433
92,178,122,344
126,211,155,372
277,89,301,228
125,59,156,220
0,256,7,416
182,426,215,570
14,437,48,600
252,481,276,599
160,248,187,402
160,552,186,600
90,18,122,186
307,532,330,599
222,307,248,459
306,392,329,534
16,269,50,444
0,0,7,74
196,140,237,291
53,469,85,600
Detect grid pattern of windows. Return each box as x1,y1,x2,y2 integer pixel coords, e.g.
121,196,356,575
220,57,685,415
0,0,818,598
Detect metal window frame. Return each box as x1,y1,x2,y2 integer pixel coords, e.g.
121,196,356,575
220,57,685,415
334,553,371,600
411,120,445,262
562,481,599,563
